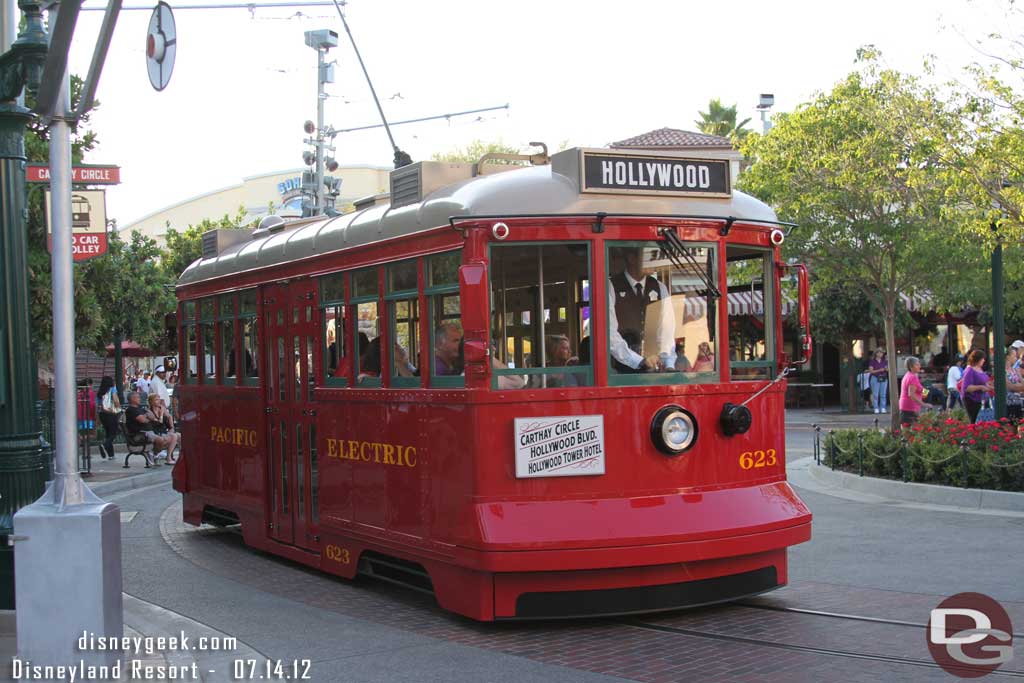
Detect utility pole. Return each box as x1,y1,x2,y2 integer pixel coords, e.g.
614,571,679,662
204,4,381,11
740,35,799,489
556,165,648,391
14,0,123,667
0,0,51,609
993,220,1006,419
302,28,337,217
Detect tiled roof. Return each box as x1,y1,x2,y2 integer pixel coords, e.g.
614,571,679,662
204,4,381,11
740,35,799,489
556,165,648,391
611,128,733,149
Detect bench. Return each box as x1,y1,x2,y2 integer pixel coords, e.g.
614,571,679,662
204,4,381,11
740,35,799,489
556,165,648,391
120,413,155,468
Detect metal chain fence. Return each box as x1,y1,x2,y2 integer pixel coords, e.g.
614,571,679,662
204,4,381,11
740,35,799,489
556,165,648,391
813,421,1024,491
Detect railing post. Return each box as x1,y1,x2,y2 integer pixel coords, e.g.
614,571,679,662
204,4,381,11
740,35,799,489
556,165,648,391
901,438,908,482
858,432,865,477
813,424,819,465
829,430,836,471
961,443,969,489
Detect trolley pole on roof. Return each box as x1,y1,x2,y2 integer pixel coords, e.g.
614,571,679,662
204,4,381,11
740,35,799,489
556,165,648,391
0,0,50,609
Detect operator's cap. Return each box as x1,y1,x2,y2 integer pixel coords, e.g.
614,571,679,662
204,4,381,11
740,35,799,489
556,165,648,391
155,365,166,373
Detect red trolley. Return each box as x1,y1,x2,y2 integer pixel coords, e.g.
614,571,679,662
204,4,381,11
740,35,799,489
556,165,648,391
172,146,813,620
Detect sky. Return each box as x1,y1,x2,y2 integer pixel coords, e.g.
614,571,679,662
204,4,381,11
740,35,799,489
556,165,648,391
60,0,1011,226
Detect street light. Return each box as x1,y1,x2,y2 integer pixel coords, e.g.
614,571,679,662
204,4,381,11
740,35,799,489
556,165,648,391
756,93,775,135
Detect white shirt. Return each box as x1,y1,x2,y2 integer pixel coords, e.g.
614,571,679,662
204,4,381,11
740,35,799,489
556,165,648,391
136,378,150,394
607,272,677,370
150,374,170,404
946,364,963,390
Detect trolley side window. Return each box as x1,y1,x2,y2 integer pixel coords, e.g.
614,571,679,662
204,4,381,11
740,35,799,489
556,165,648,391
726,246,774,381
427,250,463,388
218,293,237,383
387,259,420,387
606,242,718,386
352,267,381,387
182,300,198,384
239,289,259,385
490,243,591,390
199,298,217,384
319,272,348,387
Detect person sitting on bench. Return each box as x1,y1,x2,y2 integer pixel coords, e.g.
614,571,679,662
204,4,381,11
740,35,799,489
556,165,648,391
125,391,177,463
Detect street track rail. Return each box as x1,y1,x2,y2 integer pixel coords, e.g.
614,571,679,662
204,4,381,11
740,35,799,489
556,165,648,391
738,600,1024,638
626,608,1024,679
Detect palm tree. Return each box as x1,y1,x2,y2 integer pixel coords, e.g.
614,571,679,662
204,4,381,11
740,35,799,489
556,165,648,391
695,99,753,144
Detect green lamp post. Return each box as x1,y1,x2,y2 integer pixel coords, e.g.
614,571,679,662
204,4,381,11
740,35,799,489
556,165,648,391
0,0,50,609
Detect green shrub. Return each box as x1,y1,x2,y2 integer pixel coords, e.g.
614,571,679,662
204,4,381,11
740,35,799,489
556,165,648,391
822,412,1024,491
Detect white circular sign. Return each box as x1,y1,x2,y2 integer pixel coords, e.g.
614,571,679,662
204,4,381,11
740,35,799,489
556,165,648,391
146,2,176,91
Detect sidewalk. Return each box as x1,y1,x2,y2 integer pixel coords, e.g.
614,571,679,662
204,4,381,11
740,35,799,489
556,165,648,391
785,405,890,431
75,441,175,495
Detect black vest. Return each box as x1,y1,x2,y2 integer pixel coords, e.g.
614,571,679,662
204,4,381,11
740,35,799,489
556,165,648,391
610,272,663,352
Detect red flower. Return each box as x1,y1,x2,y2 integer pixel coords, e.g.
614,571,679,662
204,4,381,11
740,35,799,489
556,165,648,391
992,446,1000,452
969,439,977,445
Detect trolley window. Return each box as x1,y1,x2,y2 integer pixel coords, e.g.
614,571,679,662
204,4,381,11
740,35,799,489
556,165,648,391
726,246,774,381
239,289,259,385
426,251,462,388
387,259,420,387
351,267,380,387
218,294,237,383
606,242,718,386
199,298,217,384
182,301,198,384
319,272,348,387
490,243,591,390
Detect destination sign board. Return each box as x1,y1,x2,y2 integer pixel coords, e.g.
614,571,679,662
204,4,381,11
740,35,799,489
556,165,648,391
27,165,121,185
514,415,605,478
580,151,730,198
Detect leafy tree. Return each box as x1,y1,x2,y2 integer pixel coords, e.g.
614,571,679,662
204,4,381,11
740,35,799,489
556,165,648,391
90,230,175,350
431,139,528,165
161,207,252,280
695,98,752,145
740,54,967,430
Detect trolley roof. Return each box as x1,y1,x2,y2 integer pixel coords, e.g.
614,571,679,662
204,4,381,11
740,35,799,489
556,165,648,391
178,148,779,287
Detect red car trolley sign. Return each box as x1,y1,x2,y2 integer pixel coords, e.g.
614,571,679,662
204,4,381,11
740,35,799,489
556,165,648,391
45,189,109,261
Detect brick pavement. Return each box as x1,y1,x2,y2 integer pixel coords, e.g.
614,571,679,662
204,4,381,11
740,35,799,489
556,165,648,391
158,502,1011,683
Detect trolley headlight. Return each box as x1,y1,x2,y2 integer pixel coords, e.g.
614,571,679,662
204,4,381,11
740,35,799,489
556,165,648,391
650,405,697,456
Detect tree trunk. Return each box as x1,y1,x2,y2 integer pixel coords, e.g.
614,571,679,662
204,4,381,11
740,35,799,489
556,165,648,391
883,298,899,432
840,338,857,414
114,334,123,400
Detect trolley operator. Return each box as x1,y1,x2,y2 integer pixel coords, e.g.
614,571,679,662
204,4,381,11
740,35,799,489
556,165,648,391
608,247,676,372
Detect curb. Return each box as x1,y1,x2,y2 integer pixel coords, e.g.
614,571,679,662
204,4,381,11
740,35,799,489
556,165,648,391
808,461,1024,513
90,467,173,497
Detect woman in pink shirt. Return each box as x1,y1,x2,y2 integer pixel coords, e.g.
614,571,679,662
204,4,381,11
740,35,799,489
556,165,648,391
899,356,928,426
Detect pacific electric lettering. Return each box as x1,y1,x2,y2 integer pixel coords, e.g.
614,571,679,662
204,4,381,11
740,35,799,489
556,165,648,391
326,438,417,468
210,427,258,447
601,160,711,190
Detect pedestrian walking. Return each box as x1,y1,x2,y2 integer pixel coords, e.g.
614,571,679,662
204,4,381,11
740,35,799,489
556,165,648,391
899,356,928,426
868,349,889,414
96,375,121,460
946,355,964,410
1005,347,1024,422
962,349,994,424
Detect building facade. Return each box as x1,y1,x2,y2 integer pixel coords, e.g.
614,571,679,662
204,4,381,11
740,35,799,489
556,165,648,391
119,165,391,246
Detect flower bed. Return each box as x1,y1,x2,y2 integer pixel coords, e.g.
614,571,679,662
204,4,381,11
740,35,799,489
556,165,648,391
823,410,1024,491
